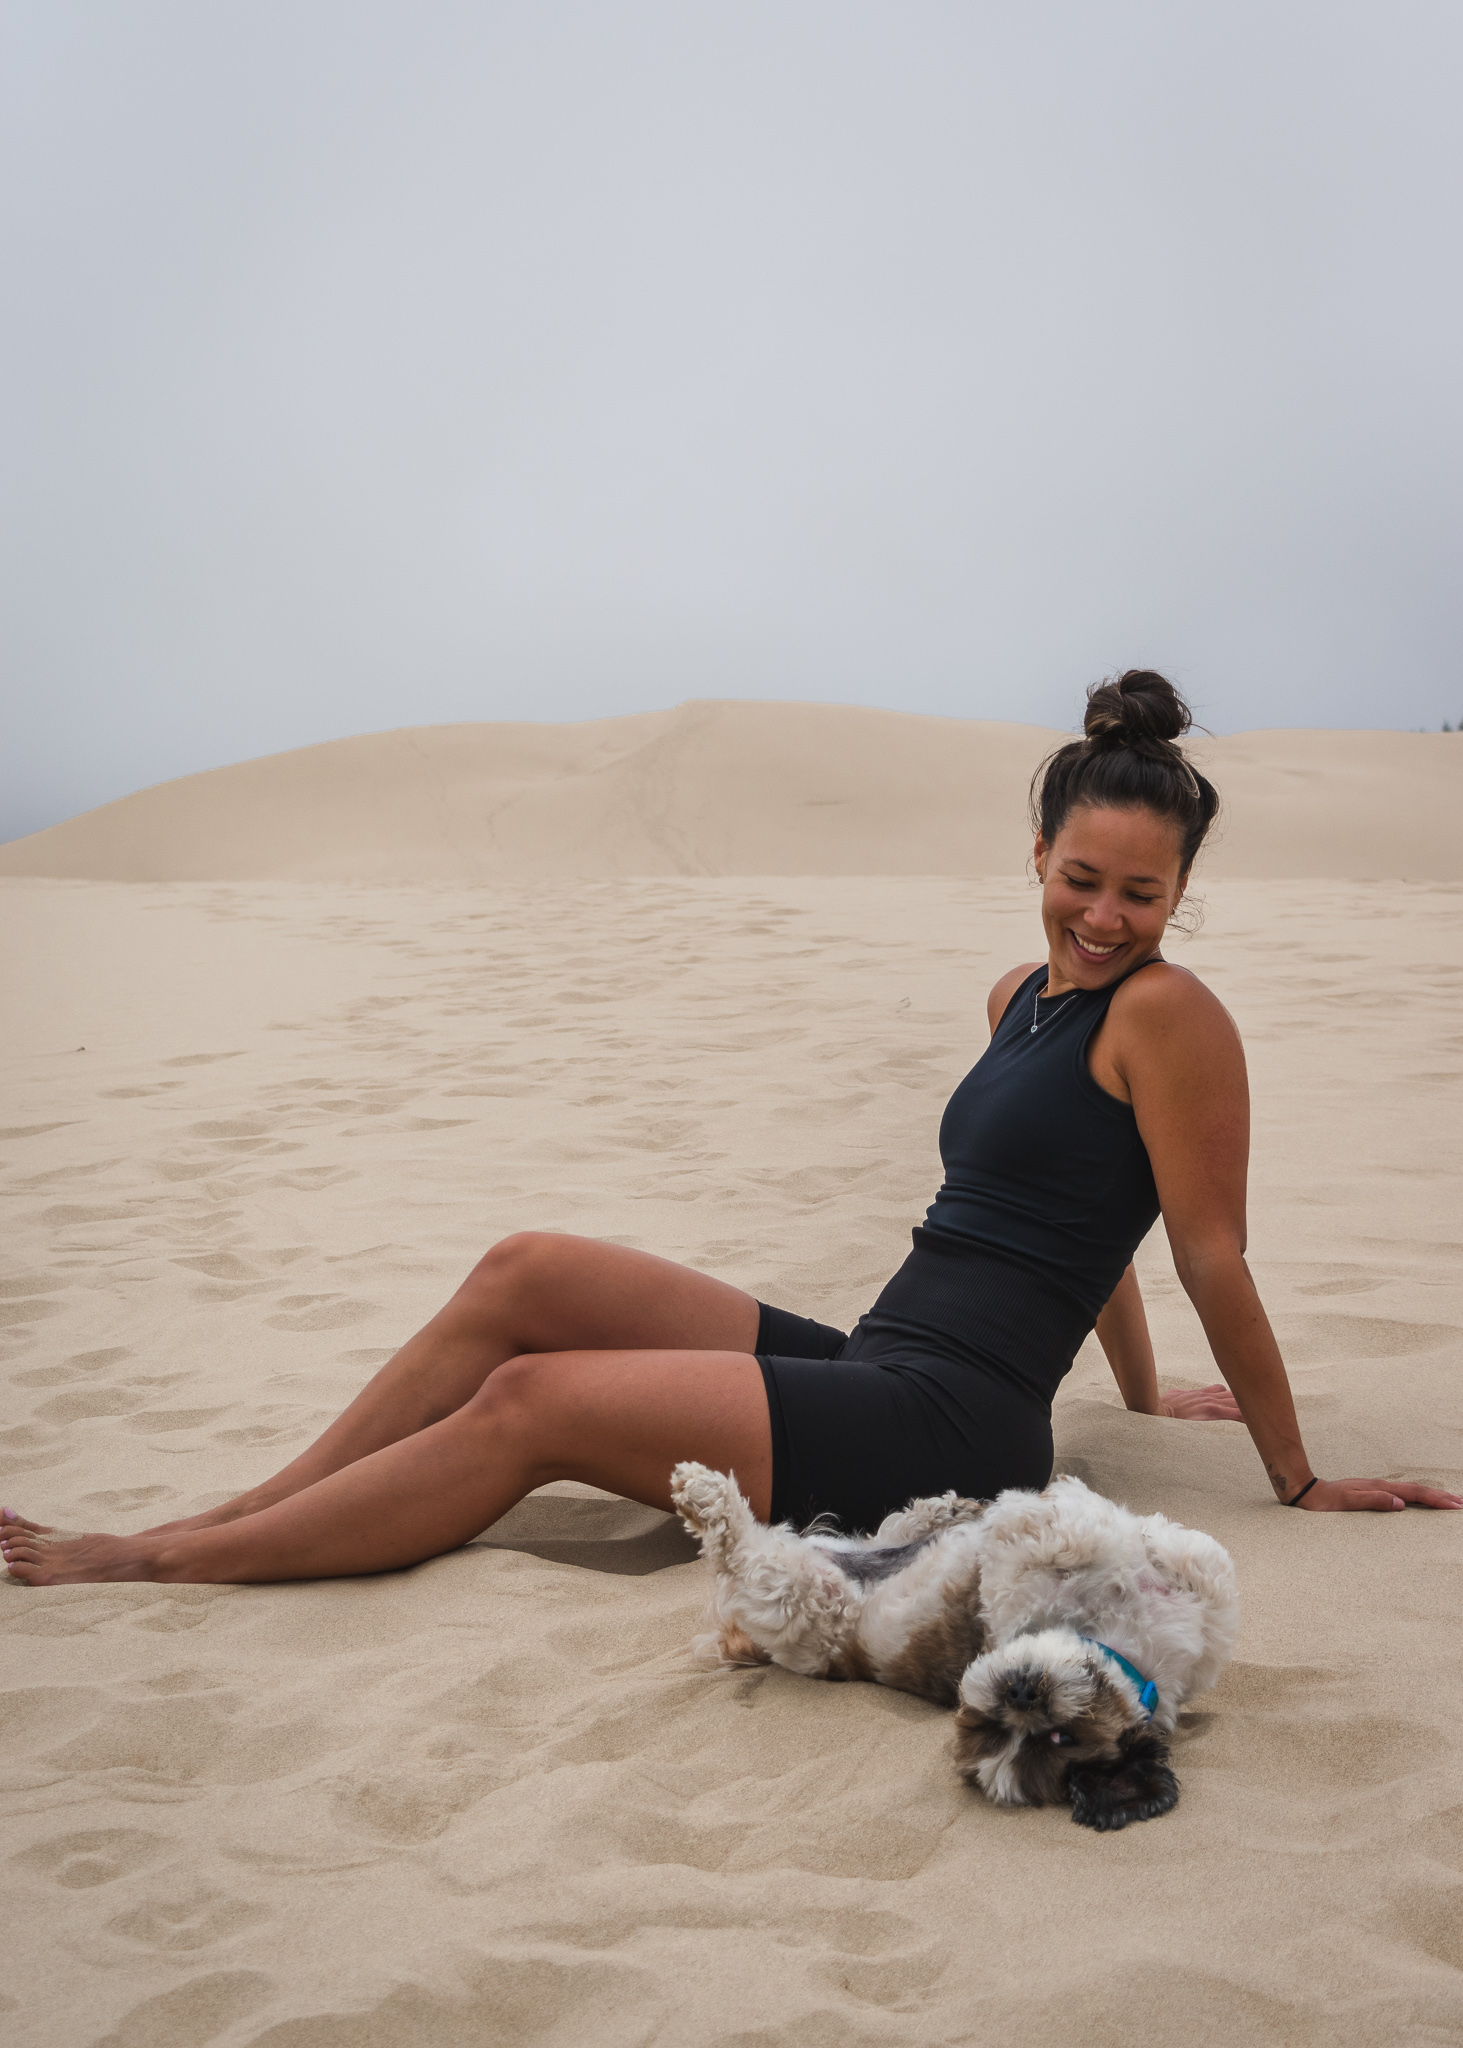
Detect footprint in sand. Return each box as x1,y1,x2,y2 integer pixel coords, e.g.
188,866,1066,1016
1271,1312,1461,1363
14,1347,132,1389
813,1935,951,2010
12,1827,169,1889
121,1407,230,1434
333,1764,508,1844
1205,1664,1438,1787
39,1203,138,1226
6,1682,105,1749
1381,1877,1463,1972
265,1295,379,1332
46,1684,334,1781
36,1387,153,1424
171,1251,264,1283
0,1421,66,1464
90,1970,272,2048
107,1889,269,1952
0,1297,65,1330
0,1273,67,1299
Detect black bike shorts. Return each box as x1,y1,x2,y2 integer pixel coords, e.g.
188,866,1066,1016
754,1235,1091,1535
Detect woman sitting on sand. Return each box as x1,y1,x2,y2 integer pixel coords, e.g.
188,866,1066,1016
6,671,1458,1587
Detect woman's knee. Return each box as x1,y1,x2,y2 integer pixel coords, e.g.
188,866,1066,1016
458,1231,564,1330
462,1352,552,1437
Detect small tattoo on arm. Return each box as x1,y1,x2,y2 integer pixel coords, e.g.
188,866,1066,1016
1267,1466,1288,1500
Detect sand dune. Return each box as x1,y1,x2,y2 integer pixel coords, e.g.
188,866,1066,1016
4,862,1461,2045
4,701,1460,881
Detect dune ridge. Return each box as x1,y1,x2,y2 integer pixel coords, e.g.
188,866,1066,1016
5,700,1460,882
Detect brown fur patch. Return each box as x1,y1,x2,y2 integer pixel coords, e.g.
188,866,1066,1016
1077,1668,1140,1748
951,1703,1006,1785
876,1573,988,1707
718,1623,772,1667
826,1636,876,1684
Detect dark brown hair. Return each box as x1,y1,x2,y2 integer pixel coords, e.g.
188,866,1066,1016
1030,670,1219,876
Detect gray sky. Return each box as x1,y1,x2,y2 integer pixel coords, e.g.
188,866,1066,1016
4,1,1461,841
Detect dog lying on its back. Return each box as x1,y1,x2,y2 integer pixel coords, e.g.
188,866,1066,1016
670,1463,1238,1831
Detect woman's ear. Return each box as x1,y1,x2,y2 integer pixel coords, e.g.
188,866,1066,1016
1033,833,1049,882
1067,1728,1179,1831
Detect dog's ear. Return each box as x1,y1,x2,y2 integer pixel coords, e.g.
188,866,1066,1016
1067,1729,1178,1832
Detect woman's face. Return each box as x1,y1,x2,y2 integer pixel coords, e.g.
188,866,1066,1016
1034,804,1186,991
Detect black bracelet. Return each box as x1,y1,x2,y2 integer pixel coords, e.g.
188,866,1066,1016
1286,1476,1320,1507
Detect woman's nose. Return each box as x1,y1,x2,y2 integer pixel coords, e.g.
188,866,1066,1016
1085,897,1125,932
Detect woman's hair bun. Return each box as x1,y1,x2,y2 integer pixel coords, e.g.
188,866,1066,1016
1083,670,1192,748
1030,666,1219,883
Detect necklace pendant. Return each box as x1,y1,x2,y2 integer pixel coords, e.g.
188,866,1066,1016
1029,1023,1038,1035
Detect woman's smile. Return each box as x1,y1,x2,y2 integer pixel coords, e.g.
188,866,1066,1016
1068,932,1122,961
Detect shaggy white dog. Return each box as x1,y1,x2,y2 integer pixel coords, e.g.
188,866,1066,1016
671,1463,1238,1830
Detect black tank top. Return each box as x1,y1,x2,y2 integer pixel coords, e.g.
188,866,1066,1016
920,960,1162,1318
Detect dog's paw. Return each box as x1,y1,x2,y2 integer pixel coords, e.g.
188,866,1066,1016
876,1491,988,1543
1067,1730,1179,1831
670,1461,740,1538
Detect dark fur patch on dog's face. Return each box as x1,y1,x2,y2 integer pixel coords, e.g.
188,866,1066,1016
953,1647,1177,1825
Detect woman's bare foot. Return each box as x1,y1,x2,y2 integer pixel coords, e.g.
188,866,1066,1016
1,1517,164,1585
0,1485,295,1556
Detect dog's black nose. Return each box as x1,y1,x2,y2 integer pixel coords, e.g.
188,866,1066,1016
1006,1674,1040,1710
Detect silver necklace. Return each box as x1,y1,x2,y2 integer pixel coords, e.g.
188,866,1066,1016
1030,983,1080,1035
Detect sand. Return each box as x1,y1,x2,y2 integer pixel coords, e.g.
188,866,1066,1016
3,717,1462,2046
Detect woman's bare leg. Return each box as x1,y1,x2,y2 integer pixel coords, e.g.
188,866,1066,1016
1,1234,760,1544
1,1347,773,1585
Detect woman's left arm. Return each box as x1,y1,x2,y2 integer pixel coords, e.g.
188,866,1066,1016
1117,970,1462,1513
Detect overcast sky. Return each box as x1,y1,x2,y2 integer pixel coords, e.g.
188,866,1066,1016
3,1,1461,840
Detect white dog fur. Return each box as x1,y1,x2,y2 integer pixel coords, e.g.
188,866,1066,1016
671,1463,1238,1829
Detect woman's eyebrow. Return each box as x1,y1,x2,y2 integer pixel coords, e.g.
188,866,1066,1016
1063,857,1164,884
1057,856,1163,880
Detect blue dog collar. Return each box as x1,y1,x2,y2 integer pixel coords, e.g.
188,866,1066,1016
1082,1638,1159,1718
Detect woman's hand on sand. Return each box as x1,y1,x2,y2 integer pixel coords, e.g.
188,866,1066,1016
1292,1477,1463,1512
1159,1383,1243,1420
